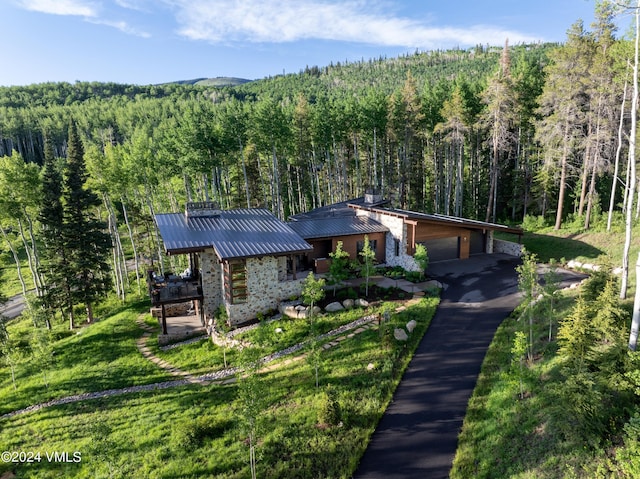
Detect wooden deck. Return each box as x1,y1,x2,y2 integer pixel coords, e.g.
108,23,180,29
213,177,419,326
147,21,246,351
148,272,204,335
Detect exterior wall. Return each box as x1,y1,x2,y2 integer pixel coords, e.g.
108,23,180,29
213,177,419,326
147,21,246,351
332,233,386,263
226,256,305,326
486,231,494,253
493,239,522,257
200,249,223,321
355,209,420,271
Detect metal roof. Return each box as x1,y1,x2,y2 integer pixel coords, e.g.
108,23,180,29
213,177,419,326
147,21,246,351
350,205,523,235
288,216,389,240
289,196,388,221
156,209,313,260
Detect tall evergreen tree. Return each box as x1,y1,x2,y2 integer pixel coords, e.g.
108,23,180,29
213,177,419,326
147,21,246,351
39,135,73,327
481,39,518,222
62,120,112,325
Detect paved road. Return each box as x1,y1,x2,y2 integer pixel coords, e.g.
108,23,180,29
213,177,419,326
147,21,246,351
354,254,585,479
0,292,27,319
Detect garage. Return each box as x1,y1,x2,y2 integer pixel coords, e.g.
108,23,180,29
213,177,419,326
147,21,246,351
470,231,486,255
419,237,460,262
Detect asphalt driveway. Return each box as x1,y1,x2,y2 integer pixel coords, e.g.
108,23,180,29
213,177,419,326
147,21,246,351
354,253,584,479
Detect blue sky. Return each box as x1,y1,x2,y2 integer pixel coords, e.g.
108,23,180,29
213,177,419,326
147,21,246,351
0,0,619,86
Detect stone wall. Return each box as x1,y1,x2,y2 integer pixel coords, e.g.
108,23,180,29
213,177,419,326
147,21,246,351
226,256,305,326
200,249,223,321
486,231,494,254
355,209,420,271
493,239,522,257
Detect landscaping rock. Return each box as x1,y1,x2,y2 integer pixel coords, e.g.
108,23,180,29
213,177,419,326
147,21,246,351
394,328,408,341
406,320,417,333
367,363,375,371
295,305,306,311
282,305,296,318
342,299,355,310
423,280,442,289
274,328,283,333
355,298,369,308
325,301,344,313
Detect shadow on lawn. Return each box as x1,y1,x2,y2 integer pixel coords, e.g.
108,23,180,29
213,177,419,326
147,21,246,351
522,232,604,263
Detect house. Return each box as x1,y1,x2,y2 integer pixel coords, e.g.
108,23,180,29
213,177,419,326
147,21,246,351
151,197,522,331
151,202,312,330
290,191,523,272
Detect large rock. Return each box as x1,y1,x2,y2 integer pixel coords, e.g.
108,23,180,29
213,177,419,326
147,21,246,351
355,298,369,308
423,280,442,289
325,301,344,313
394,328,408,341
342,299,355,310
406,320,417,333
282,305,299,318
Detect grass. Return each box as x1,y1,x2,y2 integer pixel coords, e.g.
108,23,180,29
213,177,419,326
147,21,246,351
0,299,173,416
450,278,640,478
0,295,439,478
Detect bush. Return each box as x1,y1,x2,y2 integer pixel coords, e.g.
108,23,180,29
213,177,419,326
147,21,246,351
318,386,342,427
173,415,232,450
405,271,422,283
522,214,547,231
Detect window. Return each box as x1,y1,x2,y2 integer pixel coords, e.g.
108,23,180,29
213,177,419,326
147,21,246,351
224,260,247,304
356,239,377,256
394,238,400,257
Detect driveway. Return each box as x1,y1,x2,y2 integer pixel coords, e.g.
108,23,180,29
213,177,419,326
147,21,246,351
354,253,585,479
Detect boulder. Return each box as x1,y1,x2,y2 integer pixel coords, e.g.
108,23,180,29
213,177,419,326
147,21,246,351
325,301,344,313
423,280,442,289
283,305,300,318
367,363,376,371
311,306,322,316
295,305,306,311
342,299,355,310
406,320,417,333
394,328,408,341
355,298,369,308
274,328,283,334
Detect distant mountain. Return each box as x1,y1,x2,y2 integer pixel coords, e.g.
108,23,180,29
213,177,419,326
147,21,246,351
168,77,253,87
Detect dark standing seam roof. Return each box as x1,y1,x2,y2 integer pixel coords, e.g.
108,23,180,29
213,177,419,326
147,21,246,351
288,216,389,240
156,209,313,260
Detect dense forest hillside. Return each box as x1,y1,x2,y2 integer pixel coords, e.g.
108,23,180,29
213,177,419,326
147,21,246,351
0,4,635,300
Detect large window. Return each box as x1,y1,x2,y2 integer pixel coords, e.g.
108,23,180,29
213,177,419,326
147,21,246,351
356,239,377,256
224,260,247,304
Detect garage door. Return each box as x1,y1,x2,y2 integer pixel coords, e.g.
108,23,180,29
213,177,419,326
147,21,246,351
419,237,459,262
470,231,486,255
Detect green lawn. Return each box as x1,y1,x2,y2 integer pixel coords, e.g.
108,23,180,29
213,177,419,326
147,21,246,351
0,296,439,478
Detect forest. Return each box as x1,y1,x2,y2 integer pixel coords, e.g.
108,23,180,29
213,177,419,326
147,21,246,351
0,2,636,316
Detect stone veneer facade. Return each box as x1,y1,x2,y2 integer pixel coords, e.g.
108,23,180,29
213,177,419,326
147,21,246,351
493,238,523,257
354,209,421,271
200,249,305,326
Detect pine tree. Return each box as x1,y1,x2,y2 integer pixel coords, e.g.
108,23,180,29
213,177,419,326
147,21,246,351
39,135,73,327
63,120,112,324
39,123,112,328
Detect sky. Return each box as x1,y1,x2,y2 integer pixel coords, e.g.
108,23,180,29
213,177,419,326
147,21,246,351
0,0,625,86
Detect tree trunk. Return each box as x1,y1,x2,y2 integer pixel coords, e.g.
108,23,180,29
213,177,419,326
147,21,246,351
0,227,28,298
608,77,628,231
555,122,571,230
121,198,141,295
621,2,640,300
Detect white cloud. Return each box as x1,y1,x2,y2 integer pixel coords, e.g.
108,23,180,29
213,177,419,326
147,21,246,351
163,0,539,48
88,18,151,37
18,0,98,17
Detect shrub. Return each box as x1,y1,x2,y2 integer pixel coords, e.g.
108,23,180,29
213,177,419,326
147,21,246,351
522,214,547,231
174,415,232,450
318,385,342,426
